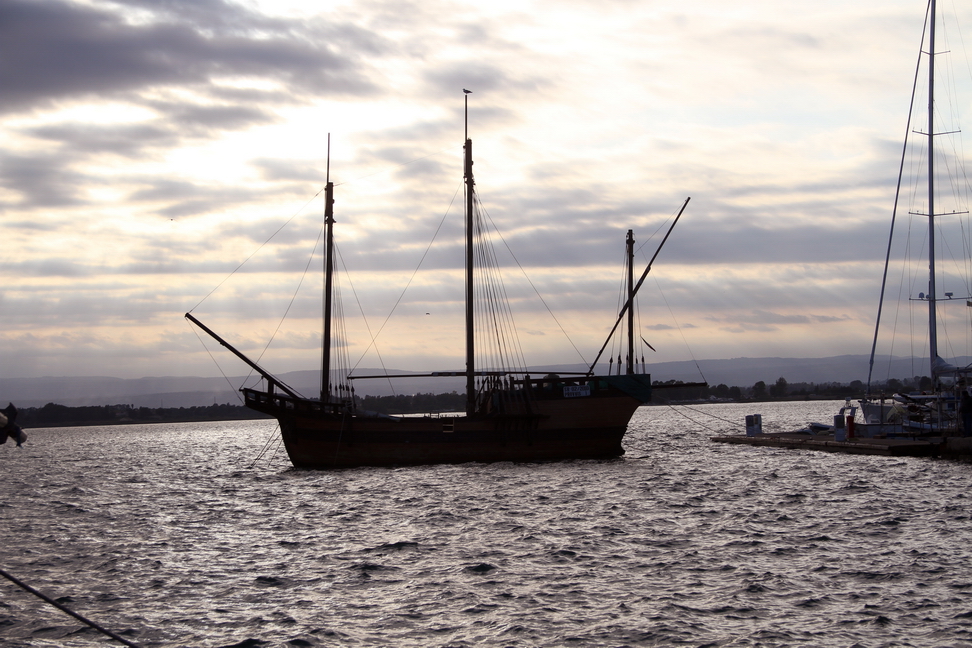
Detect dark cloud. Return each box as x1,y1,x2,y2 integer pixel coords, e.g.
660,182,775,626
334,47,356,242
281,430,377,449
0,0,385,114
252,158,327,183
422,63,546,101
27,122,178,157
0,151,93,209
147,102,277,134
126,177,311,219
0,0,396,211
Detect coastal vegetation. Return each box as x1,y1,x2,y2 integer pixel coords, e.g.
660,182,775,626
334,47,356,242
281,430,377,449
11,374,933,427
16,402,270,428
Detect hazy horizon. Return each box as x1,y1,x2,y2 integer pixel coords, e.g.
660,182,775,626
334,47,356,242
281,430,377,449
5,353,967,410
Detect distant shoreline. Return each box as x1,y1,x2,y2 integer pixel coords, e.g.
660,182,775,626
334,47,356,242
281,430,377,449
25,414,273,429
14,392,858,429
16,403,271,429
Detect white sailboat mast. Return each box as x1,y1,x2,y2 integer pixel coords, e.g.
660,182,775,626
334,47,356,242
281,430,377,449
927,0,939,375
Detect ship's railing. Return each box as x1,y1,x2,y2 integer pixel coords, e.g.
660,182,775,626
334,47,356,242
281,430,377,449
242,387,351,416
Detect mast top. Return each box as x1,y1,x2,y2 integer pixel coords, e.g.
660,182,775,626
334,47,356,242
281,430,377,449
464,89,472,141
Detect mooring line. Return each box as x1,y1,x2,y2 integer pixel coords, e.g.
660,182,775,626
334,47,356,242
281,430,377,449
248,422,282,469
666,404,744,435
0,567,143,648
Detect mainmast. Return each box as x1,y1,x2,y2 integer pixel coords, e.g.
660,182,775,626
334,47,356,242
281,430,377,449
321,135,335,403
463,90,475,415
926,0,939,377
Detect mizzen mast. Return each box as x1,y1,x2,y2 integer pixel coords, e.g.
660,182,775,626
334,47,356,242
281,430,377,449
626,229,635,375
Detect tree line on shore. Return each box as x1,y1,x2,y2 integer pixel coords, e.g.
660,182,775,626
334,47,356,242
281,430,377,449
16,402,270,428
651,374,933,404
12,374,932,427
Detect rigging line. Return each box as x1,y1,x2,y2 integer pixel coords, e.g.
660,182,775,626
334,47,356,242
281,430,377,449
634,210,680,257
473,198,528,370
188,186,328,313
329,280,355,399
0,567,144,648
652,276,707,384
476,194,588,365
187,320,246,404
349,182,463,373
936,219,959,359
332,144,455,187
938,218,969,295
867,4,929,392
669,403,741,427
665,404,730,435
336,245,396,395
881,215,914,384
189,147,454,314
266,433,284,465
611,246,627,368
951,0,972,86
246,222,326,394
248,422,281,469
940,4,971,152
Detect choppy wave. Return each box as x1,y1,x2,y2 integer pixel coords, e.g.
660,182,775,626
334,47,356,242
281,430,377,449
2,401,972,647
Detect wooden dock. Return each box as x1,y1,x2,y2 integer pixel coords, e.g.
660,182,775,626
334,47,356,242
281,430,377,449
711,433,941,457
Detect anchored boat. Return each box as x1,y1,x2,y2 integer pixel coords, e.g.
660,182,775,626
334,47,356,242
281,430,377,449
188,100,691,468
851,0,972,439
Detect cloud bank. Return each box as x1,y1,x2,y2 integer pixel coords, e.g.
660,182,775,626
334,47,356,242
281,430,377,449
0,0,970,381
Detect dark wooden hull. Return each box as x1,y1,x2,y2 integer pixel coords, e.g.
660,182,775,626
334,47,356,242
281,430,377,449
244,374,651,468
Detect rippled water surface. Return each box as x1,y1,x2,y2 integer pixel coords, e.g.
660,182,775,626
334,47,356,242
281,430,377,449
2,400,972,648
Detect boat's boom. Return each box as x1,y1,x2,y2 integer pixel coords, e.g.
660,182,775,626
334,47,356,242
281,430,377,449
185,312,303,400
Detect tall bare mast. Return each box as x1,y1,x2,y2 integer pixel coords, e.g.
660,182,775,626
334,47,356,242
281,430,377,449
321,134,335,403
626,230,635,375
926,0,939,377
463,90,475,414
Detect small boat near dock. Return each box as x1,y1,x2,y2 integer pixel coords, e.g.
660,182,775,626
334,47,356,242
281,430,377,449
714,0,972,461
711,407,972,459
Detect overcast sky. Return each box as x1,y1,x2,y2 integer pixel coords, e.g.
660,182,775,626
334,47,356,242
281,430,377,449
2,0,971,381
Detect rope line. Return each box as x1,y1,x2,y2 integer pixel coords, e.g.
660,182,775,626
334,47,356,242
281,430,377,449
189,187,328,313
246,222,326,392
0,567,143,648
248,422,282,468
476,194,588,365
189,147,454,314
667,404,745,434
652,276,707,384
349,182,462,373
187,321,245,404
334,145,454,187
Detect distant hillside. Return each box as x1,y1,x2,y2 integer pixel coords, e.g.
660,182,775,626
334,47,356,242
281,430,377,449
1,355,965,409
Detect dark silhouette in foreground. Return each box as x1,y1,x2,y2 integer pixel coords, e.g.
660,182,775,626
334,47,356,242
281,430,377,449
1,403,27,447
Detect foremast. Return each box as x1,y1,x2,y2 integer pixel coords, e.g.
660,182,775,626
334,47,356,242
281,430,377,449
587,197,690,375
321,135,335,403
